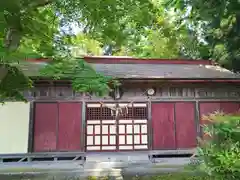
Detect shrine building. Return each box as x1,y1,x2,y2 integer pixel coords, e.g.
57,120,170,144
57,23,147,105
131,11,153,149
0,56,240,159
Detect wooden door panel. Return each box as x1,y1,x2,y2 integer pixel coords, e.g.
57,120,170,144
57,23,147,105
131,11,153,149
58,102,82,151
175,102,197,149
152,103,175,150
33,103,58,152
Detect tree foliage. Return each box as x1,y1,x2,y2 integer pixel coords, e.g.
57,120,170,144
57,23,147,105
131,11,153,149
100,3,207,60
0,0,157,100
165,0,240,71
98,7,199,59
70,34,103,56
114,11,183,58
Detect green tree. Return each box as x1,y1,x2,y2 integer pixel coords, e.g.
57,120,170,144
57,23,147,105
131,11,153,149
66,10,187,58
0,0,157,100
111,4,204,59
70,33,103,56
165,0,240,71
114,13,183,58
52,2,205,61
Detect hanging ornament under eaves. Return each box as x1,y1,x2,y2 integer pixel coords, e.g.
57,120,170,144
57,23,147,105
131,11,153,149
95,87,153,119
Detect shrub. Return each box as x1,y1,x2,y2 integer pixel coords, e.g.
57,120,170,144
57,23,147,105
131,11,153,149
196,111,240,179
150,174,211,180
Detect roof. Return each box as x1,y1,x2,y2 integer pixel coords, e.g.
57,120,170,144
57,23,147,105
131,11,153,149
91,63,240,79
84,56,213,65
12,57,240,80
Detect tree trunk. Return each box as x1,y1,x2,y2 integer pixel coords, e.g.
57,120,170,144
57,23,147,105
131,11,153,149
0,66,8,81
4,27,22,51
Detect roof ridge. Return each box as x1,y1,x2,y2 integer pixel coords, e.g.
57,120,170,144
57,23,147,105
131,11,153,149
84,56,212,65
25,57,213,65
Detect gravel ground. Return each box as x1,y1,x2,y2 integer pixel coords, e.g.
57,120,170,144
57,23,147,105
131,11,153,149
0,167,186,180
0,158,192,180
0,151,194,180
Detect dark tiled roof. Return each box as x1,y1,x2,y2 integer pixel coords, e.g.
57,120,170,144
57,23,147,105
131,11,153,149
17,62,240,79
91,63,240,79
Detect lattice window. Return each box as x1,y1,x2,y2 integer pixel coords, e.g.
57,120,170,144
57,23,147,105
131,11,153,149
120,107,133,119
102,107,113,120
119,104,147,119
87,107,101,120
86,103,147,120
87,104,114,120
134,107,147,119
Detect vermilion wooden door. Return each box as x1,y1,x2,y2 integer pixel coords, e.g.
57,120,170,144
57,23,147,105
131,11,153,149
175,102,197,149
152,103,175,150
58,102,82,151
33,102,82,152
33,103,58,152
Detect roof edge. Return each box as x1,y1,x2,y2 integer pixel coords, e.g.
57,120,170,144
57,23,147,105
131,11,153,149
25,56,213,65
30,77,240,83
84,56,213,65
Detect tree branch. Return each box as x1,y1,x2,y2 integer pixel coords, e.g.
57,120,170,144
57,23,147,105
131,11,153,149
29,0,54,8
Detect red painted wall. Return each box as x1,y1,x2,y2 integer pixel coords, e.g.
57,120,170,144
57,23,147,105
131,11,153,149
199,102,220,124
33,102,82,152
220,102,239,114
199,102,240,122
199,102,240,140
33,103,58,152
152,103,175,150
175,102,197,149
58,102,82,151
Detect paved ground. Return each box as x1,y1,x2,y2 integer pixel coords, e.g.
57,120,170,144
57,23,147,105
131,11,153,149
0,151,194,179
